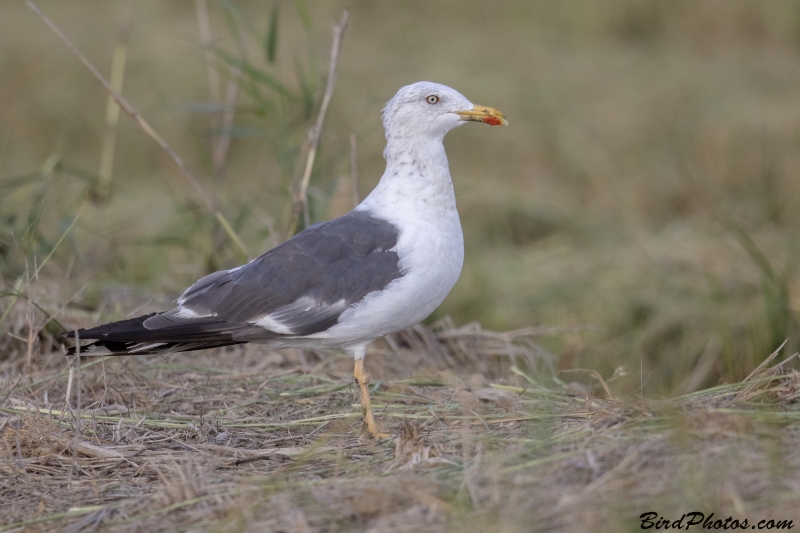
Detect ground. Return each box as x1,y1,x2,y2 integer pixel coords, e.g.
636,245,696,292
3,2,800,531
2,317,800,532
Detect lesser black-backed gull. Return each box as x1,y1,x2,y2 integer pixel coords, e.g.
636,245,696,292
65,81,507,438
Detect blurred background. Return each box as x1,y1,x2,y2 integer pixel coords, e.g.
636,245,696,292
2,0,799,395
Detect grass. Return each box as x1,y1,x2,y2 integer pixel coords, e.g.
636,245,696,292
1,320,799,531
2,1,800,530
2,1,799,394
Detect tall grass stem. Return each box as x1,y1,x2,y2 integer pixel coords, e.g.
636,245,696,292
96,0,135,201
350,133,359,208
288,10,349,236
26,1,249,259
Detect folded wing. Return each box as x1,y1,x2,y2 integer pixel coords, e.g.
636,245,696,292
65,210,403,355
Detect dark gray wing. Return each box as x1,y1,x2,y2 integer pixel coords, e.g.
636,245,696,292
172,209,402,335
65,210,403,355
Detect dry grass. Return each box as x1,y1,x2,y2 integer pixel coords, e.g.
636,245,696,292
2,292,800,532
3,0,799,395
3,2,800,531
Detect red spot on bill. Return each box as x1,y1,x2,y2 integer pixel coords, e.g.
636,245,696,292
483,116,503,126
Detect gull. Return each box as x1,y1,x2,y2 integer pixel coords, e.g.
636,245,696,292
65,81,507,438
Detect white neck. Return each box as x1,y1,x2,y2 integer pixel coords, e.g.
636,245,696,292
358,134,457,221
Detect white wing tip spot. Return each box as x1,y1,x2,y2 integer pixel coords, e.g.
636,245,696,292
175,307,216,319
129,342,168,353
252,315,294,335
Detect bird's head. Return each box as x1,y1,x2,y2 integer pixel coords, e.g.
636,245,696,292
382,81,507,142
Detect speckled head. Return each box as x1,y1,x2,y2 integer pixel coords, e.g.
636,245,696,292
382,82,507,142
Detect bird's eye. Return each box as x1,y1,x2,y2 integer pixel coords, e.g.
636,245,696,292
426,95,440,105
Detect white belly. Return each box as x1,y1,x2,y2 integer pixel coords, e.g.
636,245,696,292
311,209,464,348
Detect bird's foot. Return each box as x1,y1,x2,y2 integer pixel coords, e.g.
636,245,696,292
364,429,391,440
361,414,390,440
354,358,390,439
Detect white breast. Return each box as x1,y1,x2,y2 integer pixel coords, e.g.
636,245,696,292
310,143,464,349
321,214,463,346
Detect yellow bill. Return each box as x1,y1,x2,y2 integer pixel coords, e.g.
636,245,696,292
453,105,508,126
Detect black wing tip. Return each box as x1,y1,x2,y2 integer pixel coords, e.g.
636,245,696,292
61,312,161,341
64,339,247,356
65,342,96,356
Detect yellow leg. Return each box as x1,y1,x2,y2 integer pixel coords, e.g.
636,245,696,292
354,358,389,439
